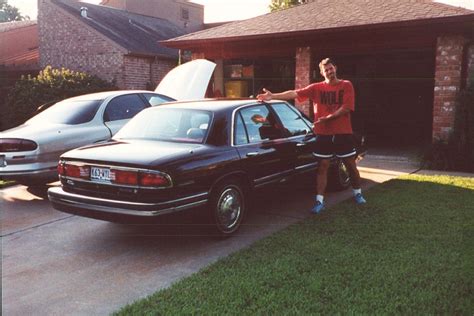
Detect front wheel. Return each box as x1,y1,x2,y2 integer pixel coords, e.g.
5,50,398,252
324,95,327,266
209,180,246,236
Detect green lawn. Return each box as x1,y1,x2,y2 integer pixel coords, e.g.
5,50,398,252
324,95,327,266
115,174,474,315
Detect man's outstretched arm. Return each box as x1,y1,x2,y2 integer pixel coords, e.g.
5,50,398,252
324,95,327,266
257,88,298,101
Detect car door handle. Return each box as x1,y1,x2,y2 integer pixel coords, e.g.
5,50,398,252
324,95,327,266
246,152,259,157
296,142,306,147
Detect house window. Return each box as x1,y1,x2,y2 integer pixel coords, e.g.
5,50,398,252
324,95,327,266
181,8,189,20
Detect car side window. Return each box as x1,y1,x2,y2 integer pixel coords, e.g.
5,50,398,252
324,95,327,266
142,93,173,106
239,105,282,143
234,113,248,145
104,94,147,122
271,103,312,137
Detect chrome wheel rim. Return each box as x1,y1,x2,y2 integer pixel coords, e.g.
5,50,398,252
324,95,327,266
216,187,242,230
339,163,350,185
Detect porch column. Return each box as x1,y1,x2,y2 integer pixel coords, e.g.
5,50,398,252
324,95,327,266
295,47,312,116
432,35,467,142
467,44,474,89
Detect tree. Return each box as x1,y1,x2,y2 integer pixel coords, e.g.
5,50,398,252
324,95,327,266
269,0,309,12
1,66,117,130
0,0,29,22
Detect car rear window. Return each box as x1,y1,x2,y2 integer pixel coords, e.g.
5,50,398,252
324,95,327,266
26,100,103,125
114,108,212,144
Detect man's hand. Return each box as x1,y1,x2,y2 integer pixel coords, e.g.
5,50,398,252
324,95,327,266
257,88,272,101
314,115,332,124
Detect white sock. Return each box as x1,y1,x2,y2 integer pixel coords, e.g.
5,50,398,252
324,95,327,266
353,188,362,196
316,195,324,203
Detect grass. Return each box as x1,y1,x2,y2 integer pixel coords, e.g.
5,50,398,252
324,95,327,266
115,174,474,315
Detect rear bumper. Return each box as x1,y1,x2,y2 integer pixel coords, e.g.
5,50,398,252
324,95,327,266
48,187,209,219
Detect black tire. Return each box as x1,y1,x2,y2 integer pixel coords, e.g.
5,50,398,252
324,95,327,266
327,159,351,191
209,179,246,237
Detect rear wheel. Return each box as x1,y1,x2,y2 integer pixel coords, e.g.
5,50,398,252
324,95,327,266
327,159,350,191
209,179,246,236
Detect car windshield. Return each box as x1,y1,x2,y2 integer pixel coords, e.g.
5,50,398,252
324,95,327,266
114,108,212,144
26,99,103,125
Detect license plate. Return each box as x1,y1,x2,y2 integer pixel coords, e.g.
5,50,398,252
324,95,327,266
90,166,111,183
0,155,6,168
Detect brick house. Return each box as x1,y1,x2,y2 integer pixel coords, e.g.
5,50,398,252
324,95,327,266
38,0,204,89
163,0,474,145
0,20,40,125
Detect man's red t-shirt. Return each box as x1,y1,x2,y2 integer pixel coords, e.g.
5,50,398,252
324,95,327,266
296,80,355,135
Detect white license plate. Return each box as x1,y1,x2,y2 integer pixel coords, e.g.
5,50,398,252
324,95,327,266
90,166,111,183
0,155,6,168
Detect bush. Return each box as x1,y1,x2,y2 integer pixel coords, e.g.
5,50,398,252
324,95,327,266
1,66,117,131
423,75,474,172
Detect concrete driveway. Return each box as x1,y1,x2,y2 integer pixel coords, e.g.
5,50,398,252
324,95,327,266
1,154,420,315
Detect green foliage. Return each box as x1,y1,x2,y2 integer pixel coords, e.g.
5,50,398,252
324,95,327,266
115,175,474,315
424,74,474,172
1,66,117,131
269,0,308,12
0,0,29,22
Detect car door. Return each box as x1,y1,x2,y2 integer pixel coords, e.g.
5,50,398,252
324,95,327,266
234,104,294,188
103,93,149,135
269,102,318,175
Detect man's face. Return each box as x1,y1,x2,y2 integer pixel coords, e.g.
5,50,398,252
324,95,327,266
321,63,337,81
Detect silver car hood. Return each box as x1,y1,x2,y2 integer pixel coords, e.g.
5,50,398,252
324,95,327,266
155,59,216,101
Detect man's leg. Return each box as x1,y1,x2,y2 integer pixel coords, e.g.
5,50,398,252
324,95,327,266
316,158,331,196
342,156,361,189
342,156,366,204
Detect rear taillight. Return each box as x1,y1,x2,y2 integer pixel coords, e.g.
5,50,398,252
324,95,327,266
57,161,65,176
110,169,138,186
0,138,38,152
62,163,90,179
139,172,171,187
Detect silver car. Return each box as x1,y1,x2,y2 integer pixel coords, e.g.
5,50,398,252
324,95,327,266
0,59,216,186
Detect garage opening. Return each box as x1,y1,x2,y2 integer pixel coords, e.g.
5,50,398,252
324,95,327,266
328,50,435,147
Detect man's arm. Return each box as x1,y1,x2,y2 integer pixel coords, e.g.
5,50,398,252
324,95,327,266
257,88,298,101
315,107,351,124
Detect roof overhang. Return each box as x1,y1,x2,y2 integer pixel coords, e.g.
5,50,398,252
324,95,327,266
162,14,474,51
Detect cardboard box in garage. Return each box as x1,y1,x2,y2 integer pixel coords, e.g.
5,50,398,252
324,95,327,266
225,80,248,98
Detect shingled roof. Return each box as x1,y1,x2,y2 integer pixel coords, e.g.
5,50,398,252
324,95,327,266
0,20,37,33
163,0,474,46
52,0,186,58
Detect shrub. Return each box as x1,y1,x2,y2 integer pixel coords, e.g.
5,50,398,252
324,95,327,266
1,66,117,131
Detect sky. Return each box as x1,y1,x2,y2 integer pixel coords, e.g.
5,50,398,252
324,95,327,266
8,0,474,23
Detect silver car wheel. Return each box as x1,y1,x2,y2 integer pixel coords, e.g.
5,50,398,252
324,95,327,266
216,186,242,231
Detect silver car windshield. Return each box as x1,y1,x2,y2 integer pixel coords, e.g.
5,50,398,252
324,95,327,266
26,100,103,125
114,108,211,144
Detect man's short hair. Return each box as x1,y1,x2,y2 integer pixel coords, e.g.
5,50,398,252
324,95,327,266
319,58,336,72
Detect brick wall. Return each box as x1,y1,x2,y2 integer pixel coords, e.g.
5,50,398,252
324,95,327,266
38,0,126,87
467,44,474,89
150,58,176,88
123,56,176,90
295,47,312,116
432,35,467,142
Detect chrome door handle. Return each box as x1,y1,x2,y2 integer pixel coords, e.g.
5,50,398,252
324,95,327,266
296,142,306,147
246,152,259,157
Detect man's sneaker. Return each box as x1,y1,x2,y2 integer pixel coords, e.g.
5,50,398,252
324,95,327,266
354,193,366,204
311,201,324,214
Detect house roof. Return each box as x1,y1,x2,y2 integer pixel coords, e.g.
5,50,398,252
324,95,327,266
0,20,37,33
52,0,186,58
163,0,474,46
0,48,39,68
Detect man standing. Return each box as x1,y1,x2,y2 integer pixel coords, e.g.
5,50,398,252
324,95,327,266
257,58,366,214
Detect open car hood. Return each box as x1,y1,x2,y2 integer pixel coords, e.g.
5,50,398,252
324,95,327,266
155,59,216,101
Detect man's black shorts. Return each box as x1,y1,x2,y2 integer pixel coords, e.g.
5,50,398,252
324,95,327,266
313,134,357,159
